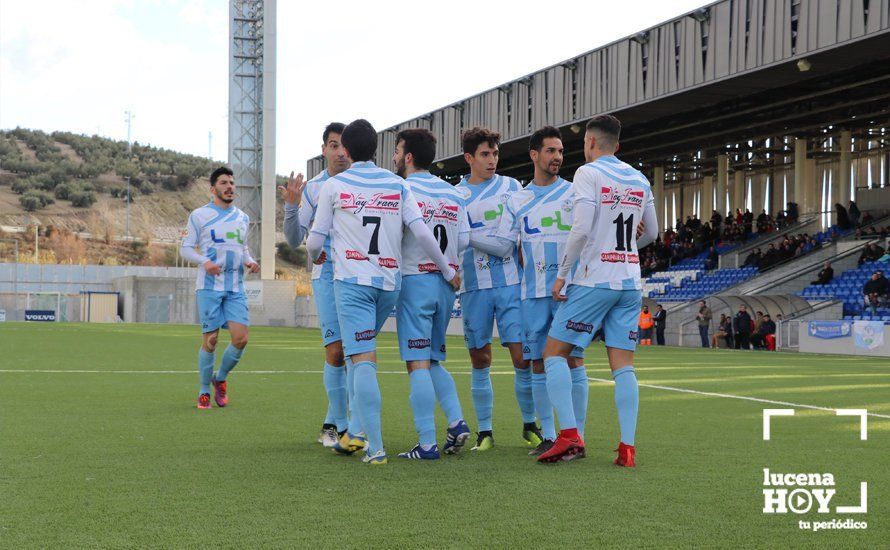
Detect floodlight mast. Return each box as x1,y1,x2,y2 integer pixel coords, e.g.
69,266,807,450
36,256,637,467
228,0,276,279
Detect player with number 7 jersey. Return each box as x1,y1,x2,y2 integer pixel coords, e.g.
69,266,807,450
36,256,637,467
307,119,460,465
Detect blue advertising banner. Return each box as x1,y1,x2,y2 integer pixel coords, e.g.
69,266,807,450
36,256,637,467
25,310,56,322
808,321,851,339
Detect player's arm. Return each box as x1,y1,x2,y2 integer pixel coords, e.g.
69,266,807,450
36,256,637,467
553,168,598,300
402,187,458,287
457,201,470,256
306,183,334,262
636,197,658,249
241,219,260,273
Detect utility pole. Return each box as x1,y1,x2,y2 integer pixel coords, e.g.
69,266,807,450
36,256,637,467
124,110,134,240
1,238,19,319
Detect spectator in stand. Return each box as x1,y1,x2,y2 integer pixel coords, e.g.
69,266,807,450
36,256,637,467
835,203,851,230
759,243,778,271
756,209,770,233
743,209,753,235
653,304,666,346
848,200,861,226
786,202,799,224
751,313,777,350
744,247,762,267
863,271,885,316
696,300,712,348
638,305,654,346
811,261,834,285
858,243,886,266
776,209,787,228
733,305,753,350
711,210,723,230
705,245,719,270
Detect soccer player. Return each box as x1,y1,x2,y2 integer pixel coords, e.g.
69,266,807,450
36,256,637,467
306,119,460,465
539,115,657,466
180,166,260,409
457,127,541,451
473,126,587,456
392,128,472,460
281,122,353,448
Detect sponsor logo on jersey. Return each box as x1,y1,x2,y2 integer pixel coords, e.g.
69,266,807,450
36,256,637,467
377,257,398,268
629,330,639,341
600,252,640,264
566,320,594,333
408,338,431,349
355,329,376,341
324,329,335,338
418,200,459,224
418,262,440,273
535,260,559,273
475,255,512,271
339,192,401,214
601,186,645,210
346,250,369,261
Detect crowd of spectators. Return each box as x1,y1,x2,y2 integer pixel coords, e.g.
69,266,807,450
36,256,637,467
863,269,890,316
741,233,821,272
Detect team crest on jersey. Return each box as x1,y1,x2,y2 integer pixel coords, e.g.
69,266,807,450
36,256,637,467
418,200,459,224
561,198,574,213
629,330,639,341
600,187,645,210
339,192,400,214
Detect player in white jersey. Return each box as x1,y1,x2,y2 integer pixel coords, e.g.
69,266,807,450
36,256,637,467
180,167,260,410
539,115,657,465
391,128,472,460
281,122,354,448
306,119,460,465
456,127,542,452
473,126,587,456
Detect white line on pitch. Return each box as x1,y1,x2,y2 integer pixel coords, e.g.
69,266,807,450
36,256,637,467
3,369,889,419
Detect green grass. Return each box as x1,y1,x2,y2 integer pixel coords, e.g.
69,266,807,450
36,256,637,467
1,322,888,548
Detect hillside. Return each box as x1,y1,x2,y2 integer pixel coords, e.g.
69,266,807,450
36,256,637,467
0,129,302,277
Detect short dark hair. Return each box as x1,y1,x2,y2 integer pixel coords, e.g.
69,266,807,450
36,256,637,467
529,126,562,152
210,166,233,185
340,119,378,162
323,122,346,144
461,126,500,155
585,114,621,146
396,128,437,170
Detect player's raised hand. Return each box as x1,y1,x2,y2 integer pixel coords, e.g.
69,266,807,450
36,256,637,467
245,261,260,274
278,171,306,205
313,251,327,265
203,260,221,276
552,277,567,302
448,272,462,291
636,219,646,239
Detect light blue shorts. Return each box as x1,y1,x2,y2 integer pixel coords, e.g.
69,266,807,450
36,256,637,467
333,280,399,356
521,297,585,361
196,290,250,334
460,285,522,350
396,274,456,362
548,286,642,352
312,278,341,346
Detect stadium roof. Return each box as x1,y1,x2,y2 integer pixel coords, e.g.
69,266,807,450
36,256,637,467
309,0,890,182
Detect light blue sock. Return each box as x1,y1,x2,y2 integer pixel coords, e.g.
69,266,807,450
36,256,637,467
532,371,556,441
345,358,363,435
409,369,437,446
216,344,243,382
198,348,215,395
613,366,639,446
429,361,463,424
353,361,383,454
571,366,589,438
514,367,535,424
470,367,493,432
323,363,348,432
544,356,576,430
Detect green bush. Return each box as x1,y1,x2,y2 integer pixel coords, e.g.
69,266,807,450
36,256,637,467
11,179,34,194
54,182,72,200
70,189,97,208
19,190,54,211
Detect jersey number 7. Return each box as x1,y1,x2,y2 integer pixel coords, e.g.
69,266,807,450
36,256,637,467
363,216,381,254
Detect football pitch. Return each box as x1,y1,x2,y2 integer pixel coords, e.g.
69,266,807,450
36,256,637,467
2,322,888,548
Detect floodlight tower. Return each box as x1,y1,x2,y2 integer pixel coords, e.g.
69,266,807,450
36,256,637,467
228,0,276,279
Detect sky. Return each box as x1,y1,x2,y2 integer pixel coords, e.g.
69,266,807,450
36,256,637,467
1,0,708,174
